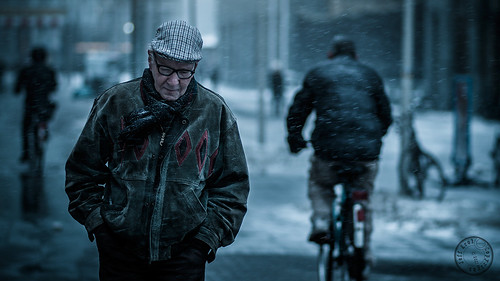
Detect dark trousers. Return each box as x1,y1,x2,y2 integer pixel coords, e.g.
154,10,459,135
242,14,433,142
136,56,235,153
95,226,207,281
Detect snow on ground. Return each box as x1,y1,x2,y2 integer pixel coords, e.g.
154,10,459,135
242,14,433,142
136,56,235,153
209,80,500,270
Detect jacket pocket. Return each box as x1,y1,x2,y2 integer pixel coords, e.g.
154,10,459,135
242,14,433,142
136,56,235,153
159,180,207,242
101,176,148,241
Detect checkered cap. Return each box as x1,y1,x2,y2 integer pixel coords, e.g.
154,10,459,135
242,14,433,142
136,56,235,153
150,20,203,62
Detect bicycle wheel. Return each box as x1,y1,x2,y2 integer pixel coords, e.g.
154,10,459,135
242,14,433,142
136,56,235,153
25,120,46,175
399,151,423,198
337,251,351,281
318,244,351,281
344,199,367,281
420,156,447,201
35,122,46,174
347,248,366,281
317,244,333,281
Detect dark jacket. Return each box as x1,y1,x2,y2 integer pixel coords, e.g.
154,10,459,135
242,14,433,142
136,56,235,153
287,55,392,161
65,70,249,262
15,62,57,110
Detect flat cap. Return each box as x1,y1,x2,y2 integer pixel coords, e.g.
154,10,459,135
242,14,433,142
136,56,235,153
150,20,203,62
330,35,356,57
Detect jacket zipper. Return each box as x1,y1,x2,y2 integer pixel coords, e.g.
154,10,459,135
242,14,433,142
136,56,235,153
148,120,187,262
160,131,166,146
149,124,179,262
149,150,170,261
149,126,168,262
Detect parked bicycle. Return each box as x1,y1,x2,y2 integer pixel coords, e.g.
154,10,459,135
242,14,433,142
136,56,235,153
398,113,448,201
317,163,369,281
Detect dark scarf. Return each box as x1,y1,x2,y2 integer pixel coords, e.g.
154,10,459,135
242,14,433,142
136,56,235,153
118,69,197,143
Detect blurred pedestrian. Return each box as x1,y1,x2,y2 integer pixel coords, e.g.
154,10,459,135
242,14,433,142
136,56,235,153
15,47,57,162
65,20,249,281
269,66,284,116
286,35,392,278
210,66,219,91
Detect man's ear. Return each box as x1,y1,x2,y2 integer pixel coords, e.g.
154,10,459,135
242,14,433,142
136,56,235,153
147,51,153,67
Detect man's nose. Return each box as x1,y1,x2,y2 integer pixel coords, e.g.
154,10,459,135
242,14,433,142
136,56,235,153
166,73,180,84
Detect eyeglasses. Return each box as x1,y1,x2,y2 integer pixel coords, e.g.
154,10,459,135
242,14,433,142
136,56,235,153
152,52,196,79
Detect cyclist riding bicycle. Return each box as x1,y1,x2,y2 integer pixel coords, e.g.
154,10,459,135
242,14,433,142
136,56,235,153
15,47,57,163
286,35,392,277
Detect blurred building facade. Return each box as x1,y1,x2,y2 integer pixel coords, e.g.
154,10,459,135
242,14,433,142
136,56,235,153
0,0,211,90
1,0,498,120
0,0,66,69
217,0,500,120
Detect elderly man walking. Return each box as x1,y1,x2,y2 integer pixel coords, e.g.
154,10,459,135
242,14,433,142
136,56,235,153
65,20,250,281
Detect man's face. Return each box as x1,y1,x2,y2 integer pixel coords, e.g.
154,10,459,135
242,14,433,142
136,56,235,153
148,51,196,101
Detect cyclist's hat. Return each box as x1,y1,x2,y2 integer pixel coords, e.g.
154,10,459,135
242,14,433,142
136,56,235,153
329,35,356,58
150,20,203,63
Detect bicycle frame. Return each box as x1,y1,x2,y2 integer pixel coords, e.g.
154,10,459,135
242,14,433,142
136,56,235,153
26,111,48,174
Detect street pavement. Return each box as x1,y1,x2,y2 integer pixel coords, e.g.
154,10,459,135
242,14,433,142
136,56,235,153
1,75,499,281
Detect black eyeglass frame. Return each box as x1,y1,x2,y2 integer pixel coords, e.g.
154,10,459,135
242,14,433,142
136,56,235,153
151,52,196,79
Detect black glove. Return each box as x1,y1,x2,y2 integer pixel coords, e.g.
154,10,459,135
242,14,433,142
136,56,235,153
287,135,307,154
119,102,176,143
118,108,157,143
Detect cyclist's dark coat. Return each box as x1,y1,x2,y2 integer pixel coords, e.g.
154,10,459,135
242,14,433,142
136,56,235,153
287,55,392,161
65,69,249,262
15,62,57,111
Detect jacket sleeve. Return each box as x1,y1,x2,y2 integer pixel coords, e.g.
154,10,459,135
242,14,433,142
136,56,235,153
372,76,393,136
65,97,112,237
195,118,249,260
286,82,314,138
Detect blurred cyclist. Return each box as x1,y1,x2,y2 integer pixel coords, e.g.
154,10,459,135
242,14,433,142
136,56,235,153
15,47,57,162
286,35,392,269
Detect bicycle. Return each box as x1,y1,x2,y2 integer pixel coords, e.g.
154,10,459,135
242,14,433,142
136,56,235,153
491,134,500,187
317,163,369,281
398,118,448,201
24,105,53,175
